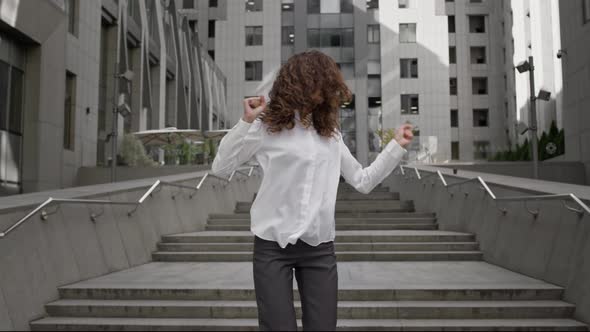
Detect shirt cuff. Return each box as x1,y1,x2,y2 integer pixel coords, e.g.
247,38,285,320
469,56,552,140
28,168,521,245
383,139,407,157
233,118,254,136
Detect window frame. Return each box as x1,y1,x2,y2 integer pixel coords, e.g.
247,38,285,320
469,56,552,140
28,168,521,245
473,109,489,127
367,24,380,44
400,58,418,79
65,0,78,37
246,0,263,12
401,94,419,115
472,77,488,95
451,109,459,128
399,23,417,43
245,26,264,46
282,26,295,46
245,61,263,81
584,0,590,24
64,71,77,151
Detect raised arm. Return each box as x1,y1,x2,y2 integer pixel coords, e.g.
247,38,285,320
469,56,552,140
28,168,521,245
211,118,263,178
211,96,267,178
339,125,413,194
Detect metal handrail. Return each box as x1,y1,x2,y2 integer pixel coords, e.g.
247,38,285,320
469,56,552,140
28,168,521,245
398,166,590,218
0,166,259,239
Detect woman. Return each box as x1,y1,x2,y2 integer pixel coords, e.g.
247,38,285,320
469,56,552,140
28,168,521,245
211,51,413,331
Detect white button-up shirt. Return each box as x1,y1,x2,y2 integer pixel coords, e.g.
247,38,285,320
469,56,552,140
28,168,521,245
211,113,407,248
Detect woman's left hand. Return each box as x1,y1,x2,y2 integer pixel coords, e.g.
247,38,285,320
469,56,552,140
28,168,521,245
394,124,414,148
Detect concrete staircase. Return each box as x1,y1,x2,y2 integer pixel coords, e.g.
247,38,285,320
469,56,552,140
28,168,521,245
30,184,588,331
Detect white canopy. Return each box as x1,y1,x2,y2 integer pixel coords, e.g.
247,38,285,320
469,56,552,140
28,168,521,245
133,128,203,146
133,127,230,146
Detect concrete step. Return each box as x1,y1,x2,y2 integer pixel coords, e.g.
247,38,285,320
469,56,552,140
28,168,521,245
235,201,415,213
157,242,480,252
208,212,437,220
152,251,483,262
30,317,589,331
207,217,437,226
44,262,584,331
205,223,438,231
57,286,566,302
337,192,400,200
161,230,476,244
43,299,576,320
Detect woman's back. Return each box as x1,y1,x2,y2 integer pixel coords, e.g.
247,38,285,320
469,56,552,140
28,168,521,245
250,111,342,248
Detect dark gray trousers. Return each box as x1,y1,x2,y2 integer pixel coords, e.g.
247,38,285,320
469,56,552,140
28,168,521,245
253,236,338,331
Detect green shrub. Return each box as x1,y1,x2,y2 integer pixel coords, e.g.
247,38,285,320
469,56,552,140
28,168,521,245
120,134,158,167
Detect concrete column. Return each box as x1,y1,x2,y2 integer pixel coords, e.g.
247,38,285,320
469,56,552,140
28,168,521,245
20,4,68,192
129,47,142,133
353,0,369,166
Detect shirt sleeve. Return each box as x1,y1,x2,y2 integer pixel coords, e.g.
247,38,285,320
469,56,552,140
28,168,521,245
339,133,407,194
211,118,264,178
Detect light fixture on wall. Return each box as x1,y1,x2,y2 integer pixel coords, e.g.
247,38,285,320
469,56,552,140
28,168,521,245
515,56,551,179
110,69,134,183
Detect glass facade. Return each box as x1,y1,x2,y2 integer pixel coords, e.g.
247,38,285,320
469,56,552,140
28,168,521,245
0,33,26,196
339,96,356,156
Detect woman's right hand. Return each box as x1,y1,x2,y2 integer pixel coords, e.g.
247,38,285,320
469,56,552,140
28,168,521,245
242,96,267,123
394,124,414,148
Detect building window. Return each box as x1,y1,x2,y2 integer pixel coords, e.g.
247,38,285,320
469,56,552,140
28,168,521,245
209,0,218,7
0,58,25,195
469,15,486,33
308,0,354,13
245,61,263,81
308,0,320,13
308,28,353,47
282,0,294,11
451,142,460,160
282,26,295,45
367,0,379,10
584,0,590,24
399,23,417,43
64,72,76,151
472,77,488,95
473,109,489,127
368,25,380,43
208,50,215,60
183,0,194,8
401,94,419,115
341,0,354,13
0,63,24,135
340,95,356,155
400,58,418,78
470,46,486,64
448,15,456,33
246,26,263,46
399,0,409,8
65,0,78,36
449,47,456,64
474,141,490,160
450,78,458,95
246,0,263,12
451,109,458,128
208,20,215,38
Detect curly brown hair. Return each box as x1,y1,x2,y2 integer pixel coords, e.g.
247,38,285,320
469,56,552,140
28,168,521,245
260,51,352,138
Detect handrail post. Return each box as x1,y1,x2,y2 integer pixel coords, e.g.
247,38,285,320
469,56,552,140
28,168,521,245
414,167,421,180
128,180,161,217
196,173,209,190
